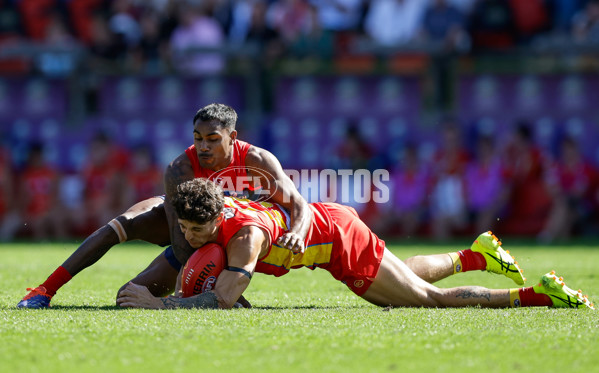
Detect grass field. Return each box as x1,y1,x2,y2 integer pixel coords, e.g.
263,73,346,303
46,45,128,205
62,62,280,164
1,240,598,373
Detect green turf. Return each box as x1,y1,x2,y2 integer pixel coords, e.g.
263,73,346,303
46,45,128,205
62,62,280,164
1,241,598,373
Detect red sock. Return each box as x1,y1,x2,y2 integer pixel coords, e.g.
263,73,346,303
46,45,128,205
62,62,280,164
41,266,73,296
518,287,552,307
457,249,487,272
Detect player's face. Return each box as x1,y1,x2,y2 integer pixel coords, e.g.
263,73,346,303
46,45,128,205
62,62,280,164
193,119,237,171
178,215,222,249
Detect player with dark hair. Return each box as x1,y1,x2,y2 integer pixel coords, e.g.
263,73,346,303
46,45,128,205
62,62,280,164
18,103,312,308
117,178,594,310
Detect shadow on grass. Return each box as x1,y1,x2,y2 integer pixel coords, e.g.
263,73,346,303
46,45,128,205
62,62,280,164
6,304,373,311
251,305,372,310
4,305,124,311
52,305,124,310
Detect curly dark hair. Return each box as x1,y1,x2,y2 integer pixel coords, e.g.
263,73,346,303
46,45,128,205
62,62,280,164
171,179,224,224
192,103,237,132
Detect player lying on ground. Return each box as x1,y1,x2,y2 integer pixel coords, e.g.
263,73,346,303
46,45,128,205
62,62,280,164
117,178,594,310
17,103,312,309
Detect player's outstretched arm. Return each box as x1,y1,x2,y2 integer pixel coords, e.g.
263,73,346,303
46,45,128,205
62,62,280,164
117,226,266,309
163,154,197,265
246,147,313,254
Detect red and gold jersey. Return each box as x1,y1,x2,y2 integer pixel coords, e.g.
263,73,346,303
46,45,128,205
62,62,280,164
216,197,289,252
215,198,385,295
215,198,385,291
216,197,338,276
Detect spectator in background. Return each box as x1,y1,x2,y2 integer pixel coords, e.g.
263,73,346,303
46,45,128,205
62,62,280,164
334,124,373,170
572,0,599,44
387,143,430,238
43,12,76,46
266,0,315,45
15,143,66,240
124,144,164,207
420,0,470,52
78,133,129,235
507,0,550,44
242,0,284,64
229,0,262,44
289,3,334,58
156,0,180,45
210,0,235,33
468,0,516,50
17,0,57,40
38,12,79,76
131,9,168,73
500,122,552,236
429,122,470,240
309,0,365,32
464,135,508,235
364,0,429,47
108,0,141,48
66,0,107,45
538,137,598,243
169,1,226,75
87,13,128,72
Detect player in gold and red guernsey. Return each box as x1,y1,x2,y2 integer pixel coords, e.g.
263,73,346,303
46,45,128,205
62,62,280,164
18,103,312,308
118,179,594,310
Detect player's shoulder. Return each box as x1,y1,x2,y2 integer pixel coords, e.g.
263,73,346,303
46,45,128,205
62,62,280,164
167,151,192,169
244,144,277,166
165,152,194,181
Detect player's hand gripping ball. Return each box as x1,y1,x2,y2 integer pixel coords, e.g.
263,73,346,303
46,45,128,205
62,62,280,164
180,243,226,297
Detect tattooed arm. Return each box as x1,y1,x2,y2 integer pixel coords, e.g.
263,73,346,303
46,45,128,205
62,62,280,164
163,153,197,265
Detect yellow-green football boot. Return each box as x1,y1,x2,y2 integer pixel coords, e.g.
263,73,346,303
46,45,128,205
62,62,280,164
470,231,525,285
533,271,595,309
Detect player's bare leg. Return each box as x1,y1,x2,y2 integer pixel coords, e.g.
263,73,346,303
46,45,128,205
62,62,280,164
362,248,511,308
18,197,172,308
362,248,594,309
404,231,525,285
403,254,454,283
63,197,170,276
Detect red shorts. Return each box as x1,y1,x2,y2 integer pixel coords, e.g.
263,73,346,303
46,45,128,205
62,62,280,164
318,203,385,296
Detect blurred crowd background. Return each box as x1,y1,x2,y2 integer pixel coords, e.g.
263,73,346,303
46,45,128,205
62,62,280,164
1,0,599,242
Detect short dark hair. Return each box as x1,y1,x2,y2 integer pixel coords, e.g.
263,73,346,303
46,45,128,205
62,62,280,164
171,178,224,224
192,103,237,131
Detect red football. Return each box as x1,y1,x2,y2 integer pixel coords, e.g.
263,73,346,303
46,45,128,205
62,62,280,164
180,243,226,297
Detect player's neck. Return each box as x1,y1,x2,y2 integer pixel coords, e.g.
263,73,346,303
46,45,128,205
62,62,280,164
211,153,234,172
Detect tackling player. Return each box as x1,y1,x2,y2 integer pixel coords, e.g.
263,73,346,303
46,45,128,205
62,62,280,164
17,103,312,308
117,178,594,310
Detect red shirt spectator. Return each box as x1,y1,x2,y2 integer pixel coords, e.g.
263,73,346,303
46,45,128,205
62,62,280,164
125,145,163,204
15,143,66,239
80,133,130,230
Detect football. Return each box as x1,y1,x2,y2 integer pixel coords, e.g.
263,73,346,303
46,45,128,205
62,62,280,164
180,243,227,297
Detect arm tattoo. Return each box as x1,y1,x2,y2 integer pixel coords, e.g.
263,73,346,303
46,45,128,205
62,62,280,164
161,292,219,309
164,163,190,199
164,160,196,264
455,288,491,302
